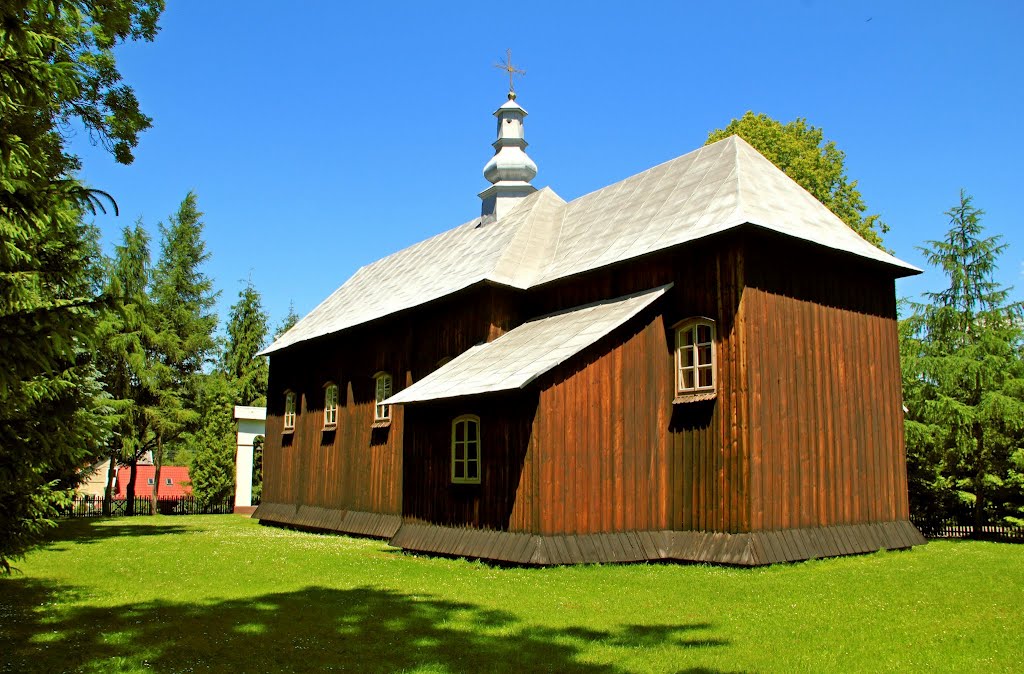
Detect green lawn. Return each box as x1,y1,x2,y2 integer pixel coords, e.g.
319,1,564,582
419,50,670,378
1,516,1021,673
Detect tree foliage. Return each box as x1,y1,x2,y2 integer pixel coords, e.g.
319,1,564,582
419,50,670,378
706,111,888,248
95,221,159,512
147,193,218,511
184,372,237,508
0,0,163,572
223,280,269,407
276,301,300,339
901,191,1024,530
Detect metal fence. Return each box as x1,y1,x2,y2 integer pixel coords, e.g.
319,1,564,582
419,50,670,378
63,495,235,518
912,518,1024,542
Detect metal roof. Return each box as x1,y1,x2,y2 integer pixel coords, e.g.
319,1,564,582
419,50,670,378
261,136,918,355
383,285,670,405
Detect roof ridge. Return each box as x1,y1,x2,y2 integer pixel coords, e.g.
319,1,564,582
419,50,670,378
486,187,567,288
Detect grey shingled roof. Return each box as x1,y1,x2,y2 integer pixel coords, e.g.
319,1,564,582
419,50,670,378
384,285,670,404
262,135,918,355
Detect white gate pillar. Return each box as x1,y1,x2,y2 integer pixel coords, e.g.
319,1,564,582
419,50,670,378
234,406,266,513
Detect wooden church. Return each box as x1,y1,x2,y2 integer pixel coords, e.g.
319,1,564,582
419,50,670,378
255,82,926,565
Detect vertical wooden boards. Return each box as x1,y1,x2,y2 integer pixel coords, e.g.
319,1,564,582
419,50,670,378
741,233,910,531
401,394,536,531
260,284,520,523
260,227,913,563
530,239,749,536
532,316,671,535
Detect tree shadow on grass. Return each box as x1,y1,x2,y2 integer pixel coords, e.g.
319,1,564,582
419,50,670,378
45,518,193,548
1,578,732,673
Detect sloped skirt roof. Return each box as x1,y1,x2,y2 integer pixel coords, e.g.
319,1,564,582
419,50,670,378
383,284,671,405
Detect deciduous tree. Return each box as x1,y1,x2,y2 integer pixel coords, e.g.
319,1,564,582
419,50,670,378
706,112,887,248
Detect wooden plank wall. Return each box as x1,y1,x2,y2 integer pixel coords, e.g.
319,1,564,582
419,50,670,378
261,284,520,516
262,227,911,546
527,316,673,535
402,395,537,530
742,234,909,530
525,238,751,535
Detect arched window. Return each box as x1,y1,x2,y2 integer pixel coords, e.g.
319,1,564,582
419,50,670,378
451,415,481,484
373,372,392,422
283,391,297,431
323,383,339,428
674,318,717,398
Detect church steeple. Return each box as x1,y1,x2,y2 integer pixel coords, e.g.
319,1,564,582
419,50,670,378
479,51,537,221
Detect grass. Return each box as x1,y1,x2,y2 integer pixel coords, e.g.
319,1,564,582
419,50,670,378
1,516,1022,673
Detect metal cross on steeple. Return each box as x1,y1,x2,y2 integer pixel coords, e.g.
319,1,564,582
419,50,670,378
494,48,525,94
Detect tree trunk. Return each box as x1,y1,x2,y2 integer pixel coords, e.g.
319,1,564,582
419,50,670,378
102,453,118,516
151,434,163,515
126,459,138,516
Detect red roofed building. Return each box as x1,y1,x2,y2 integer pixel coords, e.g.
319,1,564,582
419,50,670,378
114,465,192,499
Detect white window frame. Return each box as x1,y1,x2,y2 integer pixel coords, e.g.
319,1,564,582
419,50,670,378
674,317,717,399
165,478,172,486
283,391,297,431
374,372,392,422
323,383,339,428
451,414,481,485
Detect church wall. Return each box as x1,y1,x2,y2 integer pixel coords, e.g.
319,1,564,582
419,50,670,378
526,238,753,535
261,226,912,555
260,284,521,520
401,394,538,531
741,233,909,531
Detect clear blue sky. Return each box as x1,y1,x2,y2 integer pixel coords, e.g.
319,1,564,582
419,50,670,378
71,1,1024,336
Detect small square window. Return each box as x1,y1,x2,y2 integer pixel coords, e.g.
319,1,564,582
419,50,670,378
165,478,173,486
147,478,154,486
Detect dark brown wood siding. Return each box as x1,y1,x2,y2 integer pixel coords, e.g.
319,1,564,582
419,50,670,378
742,234,909,530
261,284,520,516
401,394,537,531
524,238,752,535
262,227,912,554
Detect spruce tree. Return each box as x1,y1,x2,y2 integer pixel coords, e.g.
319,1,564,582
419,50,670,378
184,372,238,508
185,280,269,507
96,222,161,514
902,191,1024,530
276,301,301,338
0,0,162,571
223,280,270,406
149,192,218,512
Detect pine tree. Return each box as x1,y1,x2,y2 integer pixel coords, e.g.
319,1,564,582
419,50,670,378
184,372,238,508
276,301,300,338
148,192,218,513
185,280,269,507
96,223,154,513
223,280,270,406
0,0,163,571
902,191,1024,530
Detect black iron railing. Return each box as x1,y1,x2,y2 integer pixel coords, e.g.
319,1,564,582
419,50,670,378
62,495,235,518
